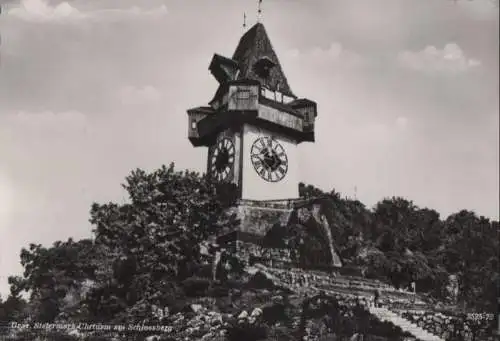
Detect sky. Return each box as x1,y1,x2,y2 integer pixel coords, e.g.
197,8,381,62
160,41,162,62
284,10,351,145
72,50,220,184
0,0,498,297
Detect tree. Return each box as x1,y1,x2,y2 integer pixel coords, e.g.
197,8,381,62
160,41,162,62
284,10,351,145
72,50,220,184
0,295,28,325
85,163,238,323
8,238,97,322
373,197,423,252
298,183,326,199
441,211,499,312
10,163,239,324
7,169,499,330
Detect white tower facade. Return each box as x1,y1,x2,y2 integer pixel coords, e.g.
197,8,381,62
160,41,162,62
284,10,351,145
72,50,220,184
187,23,317,202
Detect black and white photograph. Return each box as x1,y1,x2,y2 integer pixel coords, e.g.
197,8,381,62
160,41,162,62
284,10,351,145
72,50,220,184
0,0,498,340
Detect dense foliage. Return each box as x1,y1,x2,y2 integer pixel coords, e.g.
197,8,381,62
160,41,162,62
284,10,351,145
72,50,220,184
4,163,238,327
298,183,499,313
0,165,497,340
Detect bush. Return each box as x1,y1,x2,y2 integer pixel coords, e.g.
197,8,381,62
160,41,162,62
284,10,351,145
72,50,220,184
196,264,213,278
226,322,268,341
262,303,287,325
181,277,211,297
207,284,230,297
246,272,275,290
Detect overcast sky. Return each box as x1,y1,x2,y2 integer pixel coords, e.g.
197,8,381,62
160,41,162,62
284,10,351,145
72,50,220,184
0,0,498,297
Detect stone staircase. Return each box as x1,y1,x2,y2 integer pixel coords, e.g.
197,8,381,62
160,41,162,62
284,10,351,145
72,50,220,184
254,265,428,307
248,264,446,341
369,306,445,341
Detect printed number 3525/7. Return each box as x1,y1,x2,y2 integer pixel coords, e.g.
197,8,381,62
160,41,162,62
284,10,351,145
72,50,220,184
467,313,495,321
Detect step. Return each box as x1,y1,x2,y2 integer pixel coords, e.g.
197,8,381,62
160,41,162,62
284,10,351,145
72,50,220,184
257,265,444,341
370,310,444,341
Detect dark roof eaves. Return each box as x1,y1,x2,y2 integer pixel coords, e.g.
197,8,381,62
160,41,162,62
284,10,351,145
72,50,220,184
187,106,215,115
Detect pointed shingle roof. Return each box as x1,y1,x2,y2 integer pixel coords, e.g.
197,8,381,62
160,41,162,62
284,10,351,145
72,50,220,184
232,23,296,98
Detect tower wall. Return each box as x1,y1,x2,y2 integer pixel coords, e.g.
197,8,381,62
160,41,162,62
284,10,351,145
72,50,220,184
240,123,299,200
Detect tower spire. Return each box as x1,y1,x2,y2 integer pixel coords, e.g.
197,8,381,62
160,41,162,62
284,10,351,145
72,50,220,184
257,0,262,23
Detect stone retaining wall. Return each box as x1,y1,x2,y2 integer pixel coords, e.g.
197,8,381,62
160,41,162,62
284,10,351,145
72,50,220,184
227,241,293,267
399,310,496,341
227,202,294,237
260,266,424,303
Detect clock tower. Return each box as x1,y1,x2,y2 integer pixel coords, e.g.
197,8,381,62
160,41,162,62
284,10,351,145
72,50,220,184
188,23,317,199
187,22,318,245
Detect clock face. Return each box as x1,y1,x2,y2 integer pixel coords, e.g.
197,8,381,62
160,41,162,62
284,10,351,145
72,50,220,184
210,137,235,182
250,136,288,182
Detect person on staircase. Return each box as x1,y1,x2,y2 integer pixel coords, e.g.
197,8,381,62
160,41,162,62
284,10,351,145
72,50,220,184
373,289,381,308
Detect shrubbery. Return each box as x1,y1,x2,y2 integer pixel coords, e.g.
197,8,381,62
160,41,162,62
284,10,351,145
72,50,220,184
182,277,212,297
0,164,497,340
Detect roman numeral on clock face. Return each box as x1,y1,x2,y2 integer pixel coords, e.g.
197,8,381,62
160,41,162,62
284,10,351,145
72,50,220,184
276,165,286,177
258,167,266,178
252,159,263,169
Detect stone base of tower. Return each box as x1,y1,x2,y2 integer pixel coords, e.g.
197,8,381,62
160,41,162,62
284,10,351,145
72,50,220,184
227,199,297,236
216,232,294,269
215,198,345,271
215,199,299,268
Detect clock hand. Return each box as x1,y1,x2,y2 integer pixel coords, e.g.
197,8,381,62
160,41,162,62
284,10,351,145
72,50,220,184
254,153,268,168
267,138,273,154
270,153,280,170
263,157,272,169
274,154,281,168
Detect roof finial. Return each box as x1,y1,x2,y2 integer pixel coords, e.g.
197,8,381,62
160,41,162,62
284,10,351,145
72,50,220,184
257,0,262,23
243,12,246,29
